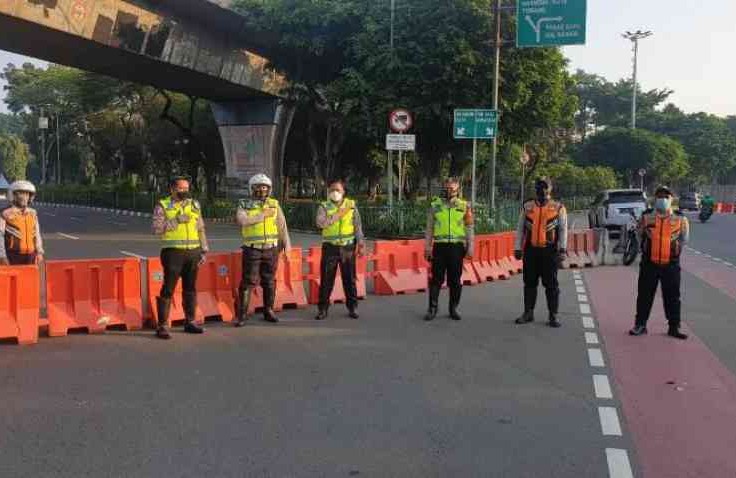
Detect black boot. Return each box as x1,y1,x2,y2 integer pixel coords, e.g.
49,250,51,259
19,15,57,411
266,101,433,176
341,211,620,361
629,321,648,336
347,306,359,319
667,324,688,340
235,288,251,327
183,292,204,334
155,297,172,340
449,287,462,321
315,307,328,320
263,285,279,323
425,284,440,321
546,288,560,327
515,287,536,324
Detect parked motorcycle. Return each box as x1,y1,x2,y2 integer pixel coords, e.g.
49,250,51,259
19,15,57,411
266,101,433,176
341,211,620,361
621,211,640,266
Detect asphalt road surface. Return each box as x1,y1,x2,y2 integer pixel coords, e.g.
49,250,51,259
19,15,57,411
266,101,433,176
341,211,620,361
2,204,736,477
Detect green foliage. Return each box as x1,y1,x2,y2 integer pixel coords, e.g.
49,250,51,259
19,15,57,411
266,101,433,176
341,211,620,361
0,134,30,181
534,161,619,198
577,127,689,187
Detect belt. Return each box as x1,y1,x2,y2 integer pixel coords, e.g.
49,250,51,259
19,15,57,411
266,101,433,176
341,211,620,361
243,244,278,250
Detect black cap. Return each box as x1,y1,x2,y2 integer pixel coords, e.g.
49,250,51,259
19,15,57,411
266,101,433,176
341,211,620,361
654,185,673,196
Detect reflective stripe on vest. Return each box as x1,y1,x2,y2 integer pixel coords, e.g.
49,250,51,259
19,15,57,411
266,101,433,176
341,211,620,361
160,197,201,250
525,201,561,248
2,207,37,255
432,198,467,243
322,199,355,245
644,213,683,265
241,198,280,247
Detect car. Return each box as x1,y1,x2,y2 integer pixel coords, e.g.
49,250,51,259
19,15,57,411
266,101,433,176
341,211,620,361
588,189,648,229
679,192,701,211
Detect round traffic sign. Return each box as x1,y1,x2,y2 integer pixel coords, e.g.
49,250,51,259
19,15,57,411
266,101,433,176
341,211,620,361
389,109,413,133
638,168,646,177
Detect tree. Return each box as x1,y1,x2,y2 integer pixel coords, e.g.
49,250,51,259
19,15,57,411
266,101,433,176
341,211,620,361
535,160,619,198
0,113,24,136
578,128,689,187
0,134,31,181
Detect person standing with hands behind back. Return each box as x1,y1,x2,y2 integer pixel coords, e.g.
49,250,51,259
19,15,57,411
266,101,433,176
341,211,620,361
152,177,209,339
424,177,474,322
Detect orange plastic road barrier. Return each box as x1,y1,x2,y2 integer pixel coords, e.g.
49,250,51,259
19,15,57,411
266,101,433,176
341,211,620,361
0,265,40,345
304,245,367,305
147,253,236,326
47,258,142,336
502,232,523,273
471,235,509,281
494,234,518,276
373,239,429,295
460,258,480,285
722,203,734,214
715,203,723,213
230,248,308,314
574,230,595,267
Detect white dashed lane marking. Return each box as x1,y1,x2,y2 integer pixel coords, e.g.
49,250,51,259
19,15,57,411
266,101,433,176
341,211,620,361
585,332,600,345
599,407,623,436
606,449,635,478
593,375,613,399
582,316,595,329
588,348,605,367
57,233,79,240
579,303,592,314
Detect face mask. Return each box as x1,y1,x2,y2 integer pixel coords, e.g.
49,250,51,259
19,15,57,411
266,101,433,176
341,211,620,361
329,191,343,203
13,193,30,209
253,187,269,200
442,188,458,200
655,198,671,211
175,191,190,200
535,188,548,202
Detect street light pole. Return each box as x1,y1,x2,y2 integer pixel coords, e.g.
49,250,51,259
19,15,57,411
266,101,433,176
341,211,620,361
489,0,502,212
622,30,653,129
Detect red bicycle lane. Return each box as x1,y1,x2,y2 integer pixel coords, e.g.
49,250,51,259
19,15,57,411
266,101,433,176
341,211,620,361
584,264,736,478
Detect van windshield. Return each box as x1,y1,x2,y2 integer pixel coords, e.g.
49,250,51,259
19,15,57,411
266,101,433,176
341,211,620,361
608,191,646,204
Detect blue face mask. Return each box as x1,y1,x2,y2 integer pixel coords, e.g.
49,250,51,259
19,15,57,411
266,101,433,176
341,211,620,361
655,198,671,211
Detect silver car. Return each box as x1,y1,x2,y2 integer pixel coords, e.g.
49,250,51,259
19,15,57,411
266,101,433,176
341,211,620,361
679,192,701,211
589,189,648,229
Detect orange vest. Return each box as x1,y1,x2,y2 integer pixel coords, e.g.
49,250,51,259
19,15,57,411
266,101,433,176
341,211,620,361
2,207,38,255
524,200,563,248
641,211,684,265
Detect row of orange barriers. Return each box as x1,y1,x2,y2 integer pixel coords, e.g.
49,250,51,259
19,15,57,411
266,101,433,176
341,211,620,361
715,203,736,214
0,230,597,345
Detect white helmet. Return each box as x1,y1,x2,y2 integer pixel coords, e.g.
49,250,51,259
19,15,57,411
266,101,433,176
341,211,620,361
9,180,36,196
248,173,272,189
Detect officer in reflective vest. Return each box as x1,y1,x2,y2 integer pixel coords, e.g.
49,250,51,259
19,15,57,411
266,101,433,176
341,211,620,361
514,177,568,328
630,185,689,340
234,173,291,326
151,177,209,339
0,180,44,266
314,179,365,320
424,177,474,321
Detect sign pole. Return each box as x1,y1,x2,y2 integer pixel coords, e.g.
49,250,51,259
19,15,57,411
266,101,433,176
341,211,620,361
388,151,393,211
520,162,525,211
490,0,501,213
471,138,477,207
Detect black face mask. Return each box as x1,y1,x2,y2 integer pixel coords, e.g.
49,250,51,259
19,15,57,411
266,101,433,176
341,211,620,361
535,187,548,202
175,191,191,200
442,188,458,200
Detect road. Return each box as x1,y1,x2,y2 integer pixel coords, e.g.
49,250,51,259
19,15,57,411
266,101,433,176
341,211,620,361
1,205,736,477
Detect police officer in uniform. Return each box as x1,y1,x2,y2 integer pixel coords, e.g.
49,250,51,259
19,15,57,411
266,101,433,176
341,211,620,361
152,177,209,339
234,173,291,326
424,177,474,321
513,177,568,328
0,180,44,266
315,179,365,320
629,186,689,340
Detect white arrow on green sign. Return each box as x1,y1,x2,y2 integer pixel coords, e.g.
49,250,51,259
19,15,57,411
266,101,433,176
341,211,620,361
516,0,587,48
453,109,498,140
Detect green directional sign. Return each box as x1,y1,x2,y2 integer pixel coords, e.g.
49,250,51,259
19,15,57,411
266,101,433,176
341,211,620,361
516,0,587,48
453,109,498,140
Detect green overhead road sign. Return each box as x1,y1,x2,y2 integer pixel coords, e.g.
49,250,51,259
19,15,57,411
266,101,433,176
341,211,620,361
516,0,587,48
453,109,498,139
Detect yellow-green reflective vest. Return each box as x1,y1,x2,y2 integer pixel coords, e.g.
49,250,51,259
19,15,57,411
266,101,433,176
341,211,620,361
431,197,467,243
160,197,201,250
322,198,355,246
241,198,280,247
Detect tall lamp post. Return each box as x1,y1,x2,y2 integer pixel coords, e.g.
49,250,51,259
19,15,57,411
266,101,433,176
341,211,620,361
622,30,653,129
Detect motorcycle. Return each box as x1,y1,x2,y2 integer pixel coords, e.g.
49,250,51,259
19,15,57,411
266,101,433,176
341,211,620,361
621,211,640,266
699,205,713,223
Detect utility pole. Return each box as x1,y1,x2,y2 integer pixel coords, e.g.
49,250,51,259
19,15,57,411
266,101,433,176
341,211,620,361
489,0,502,212
388,0,395,210
622,30,653,129
39,108,48,185
56,113,61,184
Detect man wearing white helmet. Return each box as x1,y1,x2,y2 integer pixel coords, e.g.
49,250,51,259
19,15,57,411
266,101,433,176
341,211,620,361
233,173,291,325
0,180,45,266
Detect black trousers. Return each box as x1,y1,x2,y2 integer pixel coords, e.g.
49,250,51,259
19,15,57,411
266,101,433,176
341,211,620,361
522,246,559,313
318,243,358,310
240,246,279,308
6,251,36,265
636,260,681,327
159,248,201,299
428,242,465,308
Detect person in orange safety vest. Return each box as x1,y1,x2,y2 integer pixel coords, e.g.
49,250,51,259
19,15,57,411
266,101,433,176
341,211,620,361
0,180,45,266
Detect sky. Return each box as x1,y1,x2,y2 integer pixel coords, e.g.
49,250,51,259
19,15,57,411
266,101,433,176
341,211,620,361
1,0,735,116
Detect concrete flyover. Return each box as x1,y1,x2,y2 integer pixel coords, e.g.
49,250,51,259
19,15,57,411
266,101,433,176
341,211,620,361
0,0,294,194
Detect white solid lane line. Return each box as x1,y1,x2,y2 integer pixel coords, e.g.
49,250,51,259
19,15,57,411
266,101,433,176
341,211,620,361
599,407,623,436
43,212,56,217
606,449,634,478
69,217,82,222
582,316,595,329
120,250,146,259
593,375,613,399
58,233,80,240
588,348,605,367
585,332,600,345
